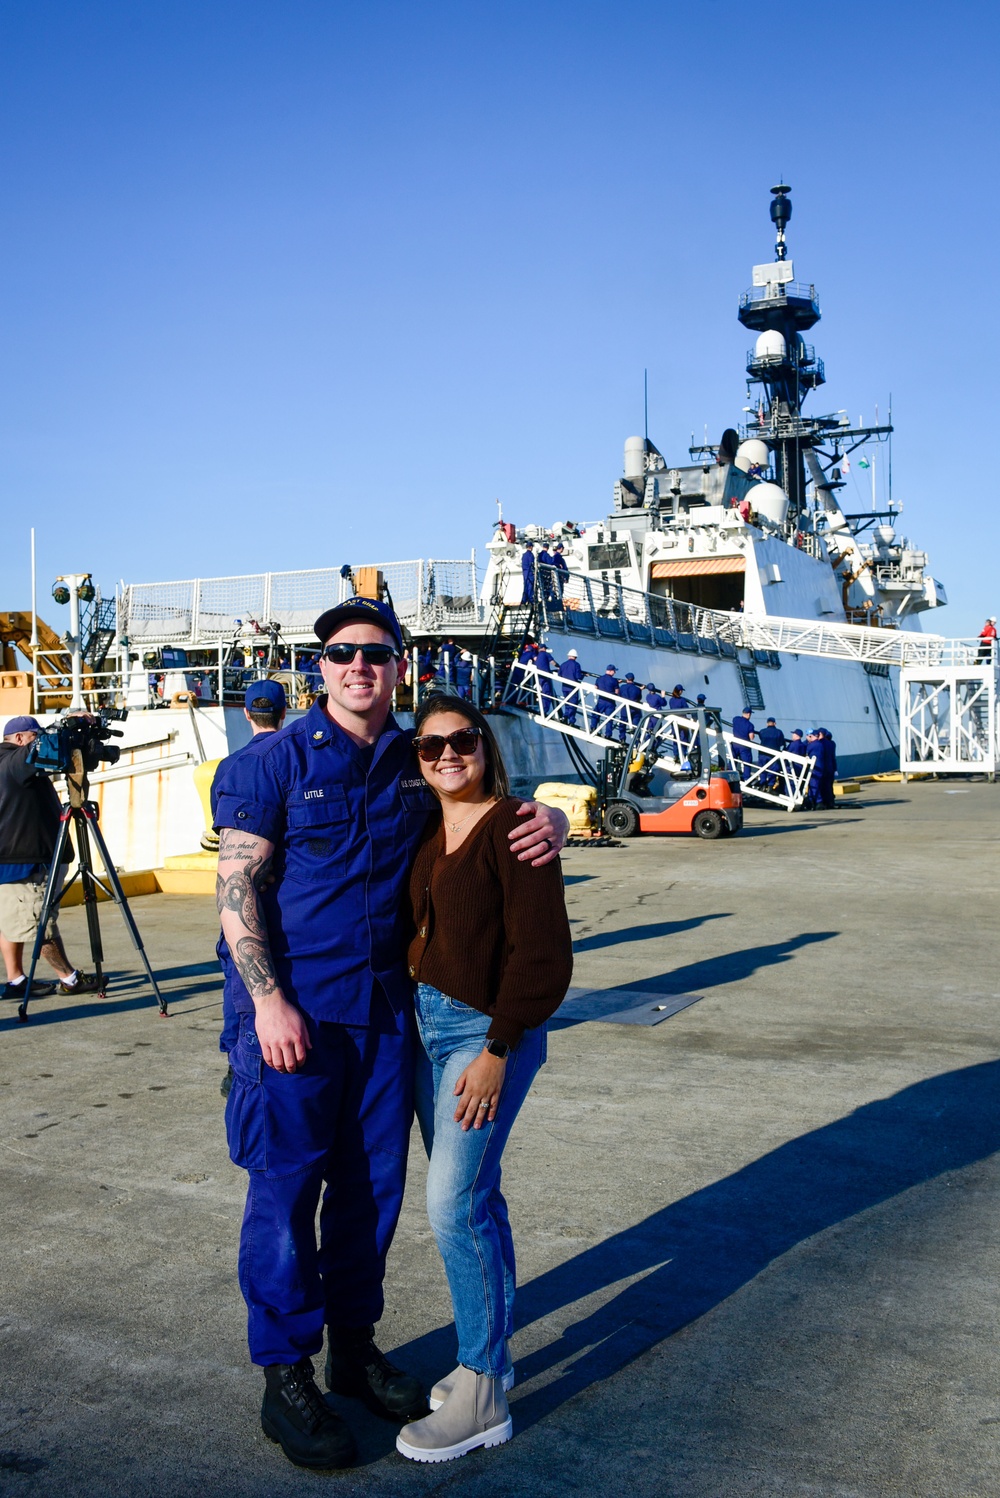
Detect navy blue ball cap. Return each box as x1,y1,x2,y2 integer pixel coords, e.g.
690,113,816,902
766,716,777,723
4,715,42,735
672,684,684,693
625,672,635,681
644,682,656,690
606,664,617,672
314,596,403,652
696,693,707,702
244,679,286,712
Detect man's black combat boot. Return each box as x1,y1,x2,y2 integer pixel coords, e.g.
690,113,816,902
325,1324,428,1421
261,1357,358,1469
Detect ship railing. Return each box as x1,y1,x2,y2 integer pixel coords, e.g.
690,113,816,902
31,660,124,713
740,281,819,312
505,664,813,811
536,564,989,671
118,560,484,644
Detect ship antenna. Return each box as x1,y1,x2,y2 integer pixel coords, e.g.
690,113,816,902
770,183,792,261
644,368,648,442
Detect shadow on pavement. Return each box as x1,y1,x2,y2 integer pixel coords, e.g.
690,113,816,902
598,929,839,1002
395,1059,1000,1435
573,913,731,954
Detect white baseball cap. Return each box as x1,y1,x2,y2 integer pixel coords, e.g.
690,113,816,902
567,649,578,658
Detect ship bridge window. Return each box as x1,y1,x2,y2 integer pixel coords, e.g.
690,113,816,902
588,542,631,571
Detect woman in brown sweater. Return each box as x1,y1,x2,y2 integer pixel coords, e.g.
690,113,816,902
395,695,572,1465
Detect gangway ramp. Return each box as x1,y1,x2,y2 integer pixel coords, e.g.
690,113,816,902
506,664,814,812
532,564,993,673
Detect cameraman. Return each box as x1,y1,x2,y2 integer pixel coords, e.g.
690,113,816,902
0,716,99,1001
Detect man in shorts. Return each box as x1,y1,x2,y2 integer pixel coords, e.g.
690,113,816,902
0,716,99,1001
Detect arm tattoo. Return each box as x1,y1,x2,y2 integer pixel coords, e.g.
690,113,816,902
234,936,278,1000
217,830,279,1001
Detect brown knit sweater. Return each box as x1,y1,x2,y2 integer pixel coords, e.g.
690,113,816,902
407,797,573,1048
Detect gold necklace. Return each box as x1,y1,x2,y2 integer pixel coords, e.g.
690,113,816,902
445,800,493,834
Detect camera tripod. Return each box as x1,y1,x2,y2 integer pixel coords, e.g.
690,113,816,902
18,753,168,1022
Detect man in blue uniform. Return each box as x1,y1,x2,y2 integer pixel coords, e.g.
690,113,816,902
511,639,537,706
520,543,536,604
551,541,569,604
731,707,756,780
819,727,838,808
618,672,643,735
454,650,474,701
534,641,557,716
213,679,287,1091
559,649,584,725
536,543,556,607
644,683,666,710
805,729,829,808
594,664,620,738
214,597,566,1471
756,715,786,792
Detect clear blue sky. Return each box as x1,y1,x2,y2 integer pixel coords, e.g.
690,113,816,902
1,0,997,638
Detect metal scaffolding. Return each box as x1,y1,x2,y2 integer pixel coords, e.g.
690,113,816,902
899,665,998,779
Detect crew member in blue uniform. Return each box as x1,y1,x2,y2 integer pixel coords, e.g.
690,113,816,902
214,597,567,1471
534,641,557,715
732,707,756,780
212,679,287,1092
618,672,642,734
520,543,536,604
536,543,556,607
551,542,569,604
454,650,474,701
645,683,666,710
668,684,690,710
696,693,707,706
594,665,621,739
512,640,537,705
819,727,838,807
805,729,831,808
438,637,459,688
559,649,584,725
756,715,786,792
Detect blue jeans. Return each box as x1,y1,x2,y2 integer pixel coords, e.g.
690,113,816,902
413,983,546,1378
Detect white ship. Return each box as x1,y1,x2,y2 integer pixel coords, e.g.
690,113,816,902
477,183,947,779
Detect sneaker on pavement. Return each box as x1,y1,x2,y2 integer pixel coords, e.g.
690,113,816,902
58,971,101,995
396,1366,512,1463
430,1342,514,1410
325,1324,427,1421
261,1357,357,1470
3,979,57,1000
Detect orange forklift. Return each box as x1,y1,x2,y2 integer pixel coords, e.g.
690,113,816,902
598,707,742,839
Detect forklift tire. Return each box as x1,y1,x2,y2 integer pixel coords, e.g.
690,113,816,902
693,810,724,840
604,801,639,838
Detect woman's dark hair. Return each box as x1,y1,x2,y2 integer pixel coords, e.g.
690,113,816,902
413,694,511,800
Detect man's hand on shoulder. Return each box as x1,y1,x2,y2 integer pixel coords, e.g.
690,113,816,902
508,800,570,866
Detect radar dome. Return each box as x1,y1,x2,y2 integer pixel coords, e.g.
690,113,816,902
623,436,645,479
748,481,788,526
754,330,786,361
734,438,770,473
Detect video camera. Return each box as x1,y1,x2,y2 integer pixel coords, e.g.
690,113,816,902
28,708,129,776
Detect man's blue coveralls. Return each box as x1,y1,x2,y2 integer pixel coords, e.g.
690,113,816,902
551,547,569,603
520,548,536,604
645,687,666,710
559,656,584,725
594,670,620,738
214,701,438,1367
512,643,536,705
618,676,643,734
756,721,786,791
535,645,556,715
454,656,473,700
731,713,756,778
537,548,556,606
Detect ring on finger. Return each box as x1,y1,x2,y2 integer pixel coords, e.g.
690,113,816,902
478,1100,490,1109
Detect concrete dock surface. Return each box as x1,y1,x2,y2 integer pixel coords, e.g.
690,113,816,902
0,781,998,1497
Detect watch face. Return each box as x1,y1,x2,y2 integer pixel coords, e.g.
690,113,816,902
487,1040,510,1058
